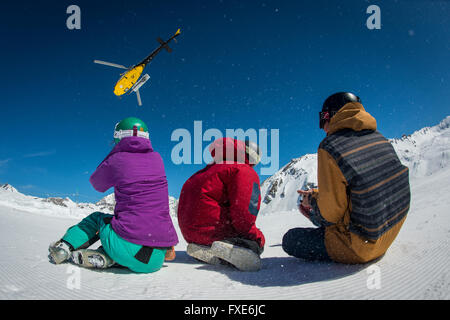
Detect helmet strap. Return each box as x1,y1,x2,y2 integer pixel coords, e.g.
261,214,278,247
114,129,149,141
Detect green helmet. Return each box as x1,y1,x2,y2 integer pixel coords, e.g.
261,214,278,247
113,117,149,144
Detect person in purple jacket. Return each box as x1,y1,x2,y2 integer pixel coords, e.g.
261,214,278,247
48,117,178,273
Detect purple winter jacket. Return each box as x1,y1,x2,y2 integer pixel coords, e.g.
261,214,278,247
89,136,178,247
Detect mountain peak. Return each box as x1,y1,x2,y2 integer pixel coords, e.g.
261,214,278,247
391,115,450,178
1,183,18,193
438,115,450,131
96,193,116,212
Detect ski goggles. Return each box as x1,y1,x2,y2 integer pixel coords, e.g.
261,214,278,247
114,126,149,143
319,111,337,129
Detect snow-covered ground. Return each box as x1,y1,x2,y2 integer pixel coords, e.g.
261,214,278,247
0,117,449,299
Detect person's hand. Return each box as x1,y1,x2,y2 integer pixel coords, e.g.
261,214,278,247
297,189,313,220
297,189,313,208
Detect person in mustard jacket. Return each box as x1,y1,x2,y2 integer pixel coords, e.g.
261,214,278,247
282,92,410,264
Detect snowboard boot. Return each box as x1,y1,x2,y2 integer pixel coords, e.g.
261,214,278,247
71,247,115,269
165,246,176,261
210,240,262,272
186,243,222,265
48,240,72,264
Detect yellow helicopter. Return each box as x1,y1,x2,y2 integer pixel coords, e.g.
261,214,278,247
94,28,181,106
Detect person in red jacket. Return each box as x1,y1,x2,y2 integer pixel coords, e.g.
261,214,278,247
177,137,265,271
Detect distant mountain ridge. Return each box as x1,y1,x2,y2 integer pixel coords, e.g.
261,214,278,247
0,183,179,219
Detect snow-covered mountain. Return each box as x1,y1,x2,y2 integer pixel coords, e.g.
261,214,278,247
94,193,116,212
260,116,450,214
391,116,450,178
0,183,18,193
0,185,102,220
260,154,318,214
91,192,179,217
0,184,179,219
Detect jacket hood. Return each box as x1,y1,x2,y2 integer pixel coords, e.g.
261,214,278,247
328,102,377,135
114,136,153,153
209,137,252,165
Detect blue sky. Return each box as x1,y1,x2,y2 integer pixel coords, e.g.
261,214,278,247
1,0,449,202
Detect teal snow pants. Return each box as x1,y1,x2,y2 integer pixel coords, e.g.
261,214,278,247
62,212,167,273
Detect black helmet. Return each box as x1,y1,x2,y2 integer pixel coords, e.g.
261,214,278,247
319,92,361,129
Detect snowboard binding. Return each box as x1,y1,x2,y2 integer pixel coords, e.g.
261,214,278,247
70,247,115,269
48,240,72,265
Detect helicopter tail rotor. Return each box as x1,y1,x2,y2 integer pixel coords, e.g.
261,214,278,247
157,37,173,53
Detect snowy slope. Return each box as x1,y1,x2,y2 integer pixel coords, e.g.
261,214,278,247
0,166,449,299
260,116,450,214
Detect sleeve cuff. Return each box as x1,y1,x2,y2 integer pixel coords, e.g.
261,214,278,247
310,197,333,227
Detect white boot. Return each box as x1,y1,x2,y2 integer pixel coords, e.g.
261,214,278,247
71,247,115,269
186,243,222,265
211,241,261,272
48,240,72,264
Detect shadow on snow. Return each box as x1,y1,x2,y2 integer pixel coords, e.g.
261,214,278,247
170,250,370,288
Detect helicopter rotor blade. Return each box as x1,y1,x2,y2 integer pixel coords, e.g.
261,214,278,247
94,60,128,70
136,89,142,106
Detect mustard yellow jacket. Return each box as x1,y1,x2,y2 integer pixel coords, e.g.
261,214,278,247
311,102,409,264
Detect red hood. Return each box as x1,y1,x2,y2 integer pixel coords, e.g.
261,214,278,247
209,137,252,165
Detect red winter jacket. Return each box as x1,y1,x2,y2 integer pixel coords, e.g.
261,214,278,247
177,138,265,248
